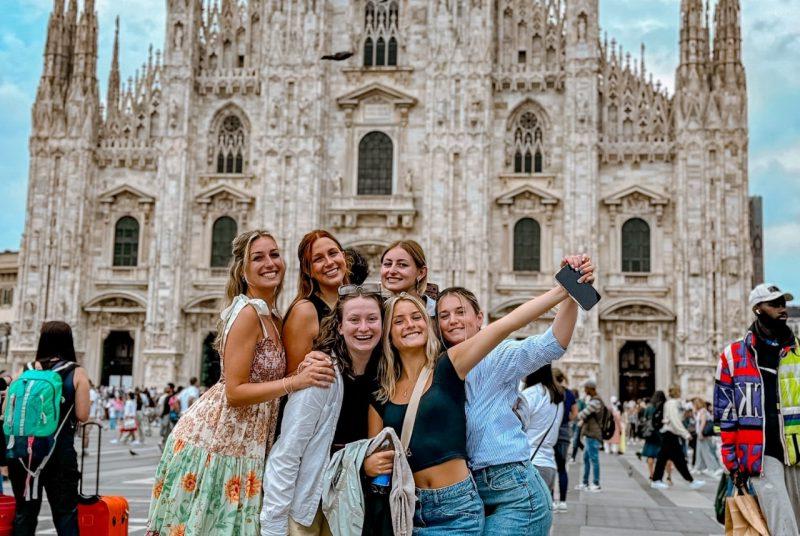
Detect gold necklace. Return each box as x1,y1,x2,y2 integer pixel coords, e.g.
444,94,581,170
400,370,423,398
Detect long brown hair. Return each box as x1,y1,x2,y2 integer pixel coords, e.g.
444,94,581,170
215,229,282,351
381,240,428,295
313,291,384,379
377,294,441,403
289,229,348,312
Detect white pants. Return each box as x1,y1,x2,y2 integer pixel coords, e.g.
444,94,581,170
751,455,800,536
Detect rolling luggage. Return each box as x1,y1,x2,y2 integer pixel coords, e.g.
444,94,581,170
77,422,129,535
0,494,14,536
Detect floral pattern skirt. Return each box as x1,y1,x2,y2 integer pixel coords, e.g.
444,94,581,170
146,435,264,536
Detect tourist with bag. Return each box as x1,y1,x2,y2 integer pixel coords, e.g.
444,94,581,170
146,230,334,535
693,398,722,476
260,284,385,536
714,284,800,535
638,391,668,481
4,321,90,536
369,280,575,534
575,381,606,492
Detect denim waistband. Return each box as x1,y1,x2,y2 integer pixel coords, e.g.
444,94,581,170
415,475,477,506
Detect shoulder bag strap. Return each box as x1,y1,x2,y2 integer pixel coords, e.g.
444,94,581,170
400,366,433,456
531,409,559,461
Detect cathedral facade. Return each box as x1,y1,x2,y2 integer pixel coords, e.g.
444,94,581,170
11,0,752,400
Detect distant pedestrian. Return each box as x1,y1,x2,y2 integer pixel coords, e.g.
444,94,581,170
575,380,604,492
639,390,667,481
552,368,577,512
692,398,721,476
607,396,623,454
650,386,704,490
570,388,584,462
520,364,565,496
177,376,200,415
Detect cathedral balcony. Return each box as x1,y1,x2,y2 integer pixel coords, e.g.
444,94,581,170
196,68,260,97
326,195,415,230
493,272,554,295
602,272,670,298
599,140,673,163
96,139,158,170
94,266,149,290
491,72,566,93
189,267,227,292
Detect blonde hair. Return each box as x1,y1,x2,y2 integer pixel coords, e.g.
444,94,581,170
214,229,282,351
377,294,441,403
381,240,428,295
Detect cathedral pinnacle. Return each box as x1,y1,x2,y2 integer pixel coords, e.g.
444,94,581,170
107,16,121,118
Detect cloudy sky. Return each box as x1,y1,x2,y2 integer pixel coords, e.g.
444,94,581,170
0,0,797,300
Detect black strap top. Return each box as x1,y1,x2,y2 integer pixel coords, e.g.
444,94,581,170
373,353,467,472
307,292,332,322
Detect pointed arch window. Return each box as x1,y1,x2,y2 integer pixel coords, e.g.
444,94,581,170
357,131,393,195
212,114,247,174
211,216,238,268
513,218,541,272
621,218,650,272
512,110,545,174
363,0,400,67
113,216,139,267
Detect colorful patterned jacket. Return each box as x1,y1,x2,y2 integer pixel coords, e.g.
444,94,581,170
713,331,800,477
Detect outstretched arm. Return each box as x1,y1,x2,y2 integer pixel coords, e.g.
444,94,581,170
552,254,594,348
449,285,569,379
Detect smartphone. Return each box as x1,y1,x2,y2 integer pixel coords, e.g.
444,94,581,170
555,265,601,311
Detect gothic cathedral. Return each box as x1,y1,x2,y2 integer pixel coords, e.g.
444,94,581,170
12,0,751,399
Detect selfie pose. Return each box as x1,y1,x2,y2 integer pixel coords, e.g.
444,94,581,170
436,255,593,535
369,262,589,535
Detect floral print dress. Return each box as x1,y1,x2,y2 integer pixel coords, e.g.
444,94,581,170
147,296,285,536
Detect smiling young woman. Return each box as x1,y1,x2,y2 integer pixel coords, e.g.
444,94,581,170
283,230,350,374
380,240,437,317
146,230,334,536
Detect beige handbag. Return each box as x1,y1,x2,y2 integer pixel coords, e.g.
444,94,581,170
724,488,769,536
399,366,433,457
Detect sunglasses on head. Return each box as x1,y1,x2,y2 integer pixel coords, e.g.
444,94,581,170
338,283,383,297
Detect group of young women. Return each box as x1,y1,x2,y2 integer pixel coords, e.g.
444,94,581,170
145,228,595,536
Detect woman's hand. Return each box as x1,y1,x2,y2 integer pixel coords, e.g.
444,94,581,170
363,450,394,478
296,350,335,374
561,254,595,284
289,360,336,391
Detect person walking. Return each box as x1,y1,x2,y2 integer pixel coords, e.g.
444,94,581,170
177,377,200,416
146,230,334,535
552,368,577,512
639,391,666,481
692,398,722,476
650,386,705,490
575,381,604,492
520,364,565,496
6,321,91,536
715,283,800,535
157,383,176,450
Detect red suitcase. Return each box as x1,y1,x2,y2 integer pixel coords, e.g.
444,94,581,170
0,494,14,536
77,422,129,535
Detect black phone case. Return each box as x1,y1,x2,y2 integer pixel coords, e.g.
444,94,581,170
555,265,601,311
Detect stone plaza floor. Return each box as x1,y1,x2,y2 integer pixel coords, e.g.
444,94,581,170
28,430,723,534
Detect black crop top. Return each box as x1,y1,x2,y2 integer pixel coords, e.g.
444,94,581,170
373,352,467,473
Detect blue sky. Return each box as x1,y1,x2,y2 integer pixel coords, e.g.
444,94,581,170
0,0,798,300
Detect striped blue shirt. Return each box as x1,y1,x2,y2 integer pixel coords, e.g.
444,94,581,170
465,327,566,471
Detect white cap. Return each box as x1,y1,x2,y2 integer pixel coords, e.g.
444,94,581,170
749,283,794,309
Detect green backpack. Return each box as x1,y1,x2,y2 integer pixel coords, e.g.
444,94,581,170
3,361,76,500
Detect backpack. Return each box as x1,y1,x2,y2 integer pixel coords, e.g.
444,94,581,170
168,395,181,423
598,402,616,441
3,361,76,500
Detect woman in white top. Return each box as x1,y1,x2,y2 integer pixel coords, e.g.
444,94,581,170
261,285,385,536
520,364,565,494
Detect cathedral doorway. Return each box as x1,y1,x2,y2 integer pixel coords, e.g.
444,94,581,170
201,332,221,387
619,340,655,402
101,330,135,389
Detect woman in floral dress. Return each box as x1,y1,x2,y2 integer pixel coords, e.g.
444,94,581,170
146,230,335,536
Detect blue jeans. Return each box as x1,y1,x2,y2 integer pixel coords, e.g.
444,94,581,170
583,437,601,485
414,475,484,535
473,461,552,536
